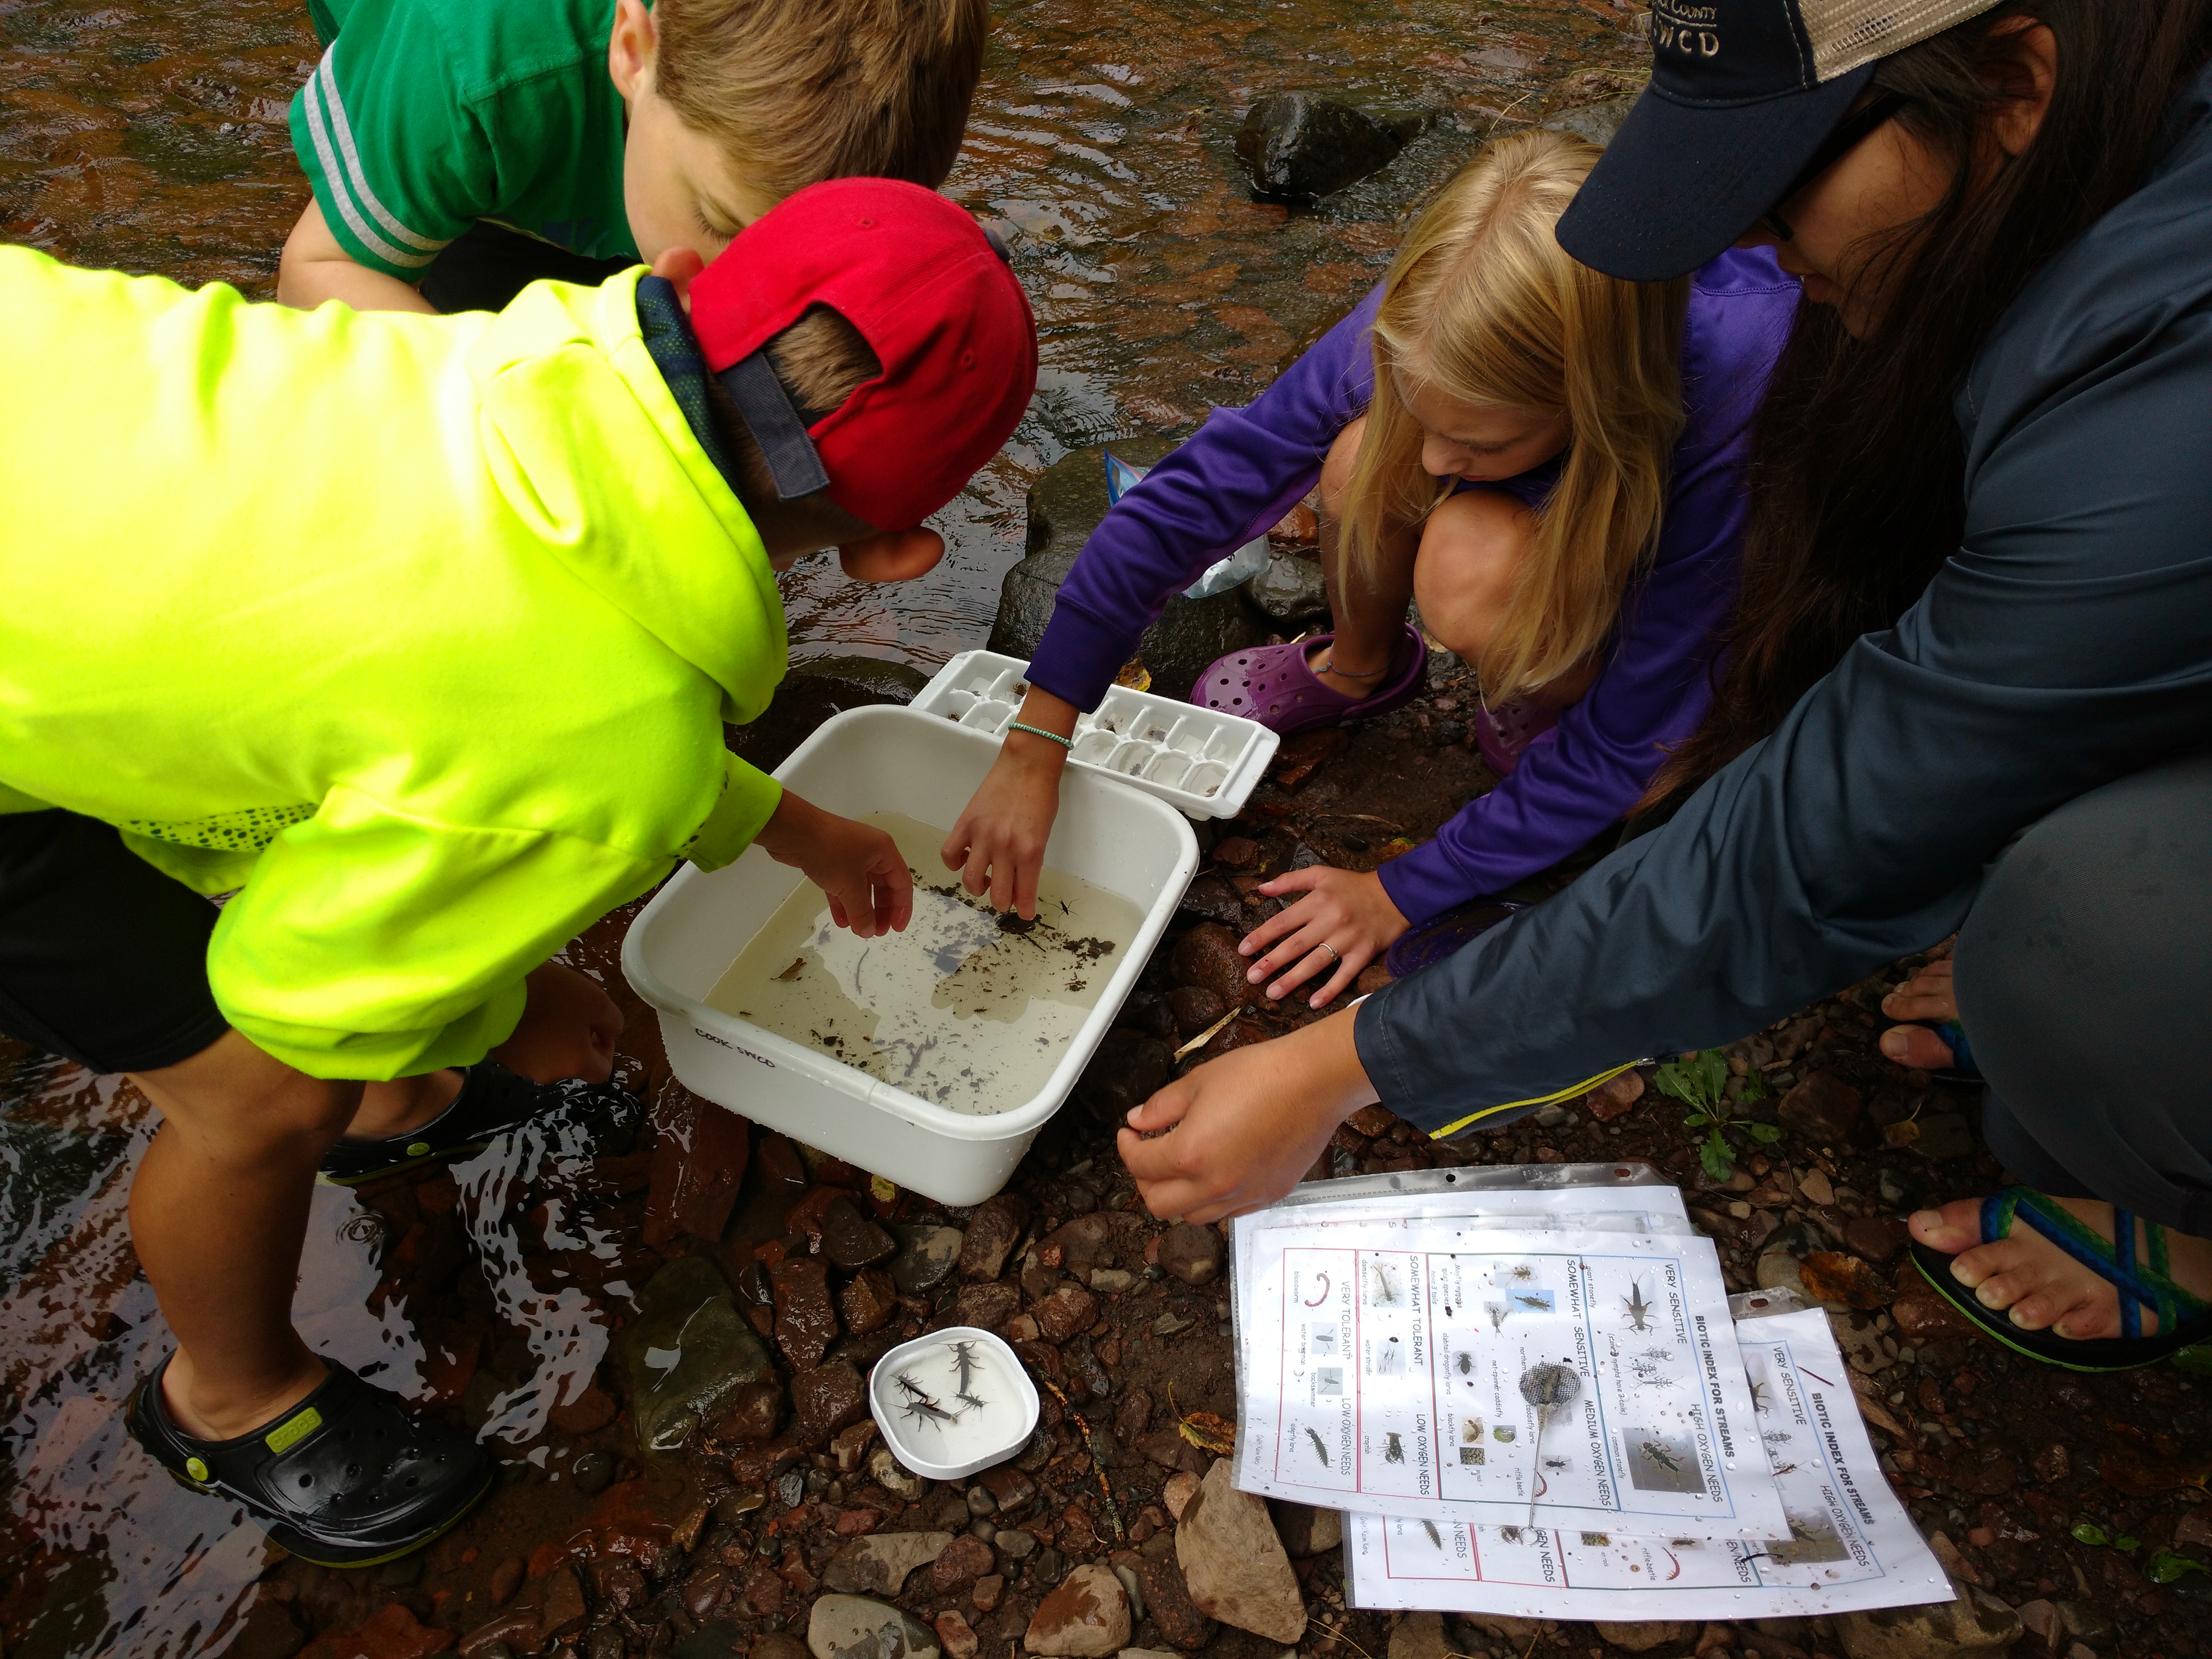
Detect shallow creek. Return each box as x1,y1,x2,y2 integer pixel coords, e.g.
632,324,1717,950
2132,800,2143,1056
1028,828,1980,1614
0,0,1642,1649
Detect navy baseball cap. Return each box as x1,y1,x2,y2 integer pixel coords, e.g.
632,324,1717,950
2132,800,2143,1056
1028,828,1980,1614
1556,0,2002,281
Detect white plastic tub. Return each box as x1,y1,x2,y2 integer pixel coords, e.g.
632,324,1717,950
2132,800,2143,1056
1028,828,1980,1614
868,1327,1039,1481
620,704,1197,1205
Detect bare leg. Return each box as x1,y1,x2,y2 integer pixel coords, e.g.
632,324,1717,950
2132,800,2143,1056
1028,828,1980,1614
1310,417,1420,698
128,1031,457,1440
1411,488,1599,707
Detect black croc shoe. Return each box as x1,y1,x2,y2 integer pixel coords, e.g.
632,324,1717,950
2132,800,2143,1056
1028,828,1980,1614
318,1061,565,1185
127,1356,493,1566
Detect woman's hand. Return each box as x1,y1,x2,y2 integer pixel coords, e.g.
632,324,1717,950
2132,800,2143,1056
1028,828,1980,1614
753,790,914,938
1118,1013,1381,1222
1238,866,1411,1008
940,688,1079,918
491,962,624,1084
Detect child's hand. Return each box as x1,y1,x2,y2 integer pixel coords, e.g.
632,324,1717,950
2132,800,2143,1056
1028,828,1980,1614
940,689,1078,918
755,791,913,938
491,962,624,1084
1238,866,1411,1009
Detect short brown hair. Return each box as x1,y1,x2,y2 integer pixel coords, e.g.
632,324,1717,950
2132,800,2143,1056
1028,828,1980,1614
655,0,989,197
709,304,883,532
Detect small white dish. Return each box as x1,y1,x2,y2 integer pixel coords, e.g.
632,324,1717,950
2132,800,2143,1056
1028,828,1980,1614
868,1326,1039,1482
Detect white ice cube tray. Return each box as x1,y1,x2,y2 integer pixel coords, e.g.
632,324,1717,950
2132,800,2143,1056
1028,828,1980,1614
912,649,1279,819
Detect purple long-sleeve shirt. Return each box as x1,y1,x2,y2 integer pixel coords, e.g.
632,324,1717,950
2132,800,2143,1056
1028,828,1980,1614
1029,247,1798,925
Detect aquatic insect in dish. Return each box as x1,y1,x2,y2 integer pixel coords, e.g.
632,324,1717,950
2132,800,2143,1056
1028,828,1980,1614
948,1340,988,1410
1384,1431,1406,1464
1305,1426,1330,1467
893,1371,939,1407
1622,1280,1653,1333
1640,1439,1683,1474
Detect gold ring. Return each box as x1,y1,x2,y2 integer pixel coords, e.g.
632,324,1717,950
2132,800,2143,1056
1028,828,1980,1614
1318,942,1339,963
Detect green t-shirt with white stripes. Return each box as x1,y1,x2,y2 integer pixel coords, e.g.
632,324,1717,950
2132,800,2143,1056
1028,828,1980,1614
288,0,636,280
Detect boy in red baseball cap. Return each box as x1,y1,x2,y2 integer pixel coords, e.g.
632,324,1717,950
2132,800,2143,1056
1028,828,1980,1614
0,177,1033,1564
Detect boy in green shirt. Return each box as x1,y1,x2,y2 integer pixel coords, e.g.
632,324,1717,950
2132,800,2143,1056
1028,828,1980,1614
0,178,1036,1564
279,0,987,313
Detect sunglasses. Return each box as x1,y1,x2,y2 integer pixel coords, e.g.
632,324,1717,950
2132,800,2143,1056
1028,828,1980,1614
1759,91,1911,242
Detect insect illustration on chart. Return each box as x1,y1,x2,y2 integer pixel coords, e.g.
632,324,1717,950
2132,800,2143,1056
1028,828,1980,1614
1303,1273,1331,1307
1771,1462,1799,1476
1543,1456,1570,1473
1455,1351,1474,1376
1764,1429,1793,1447
1498,1525,1525,1544
1369,1263,1400,1306
1510,1291,1553,1313
1384,1431,1407,1464
1640,1439,1684,1474
1485,1302,1509,1332
1304,1426,1331,1468
1627,1354,1673,1388
1622,1279,1654,1333
1508,1263,1536,1282
1750,1378,1772,1414
1421,1519,1443,1548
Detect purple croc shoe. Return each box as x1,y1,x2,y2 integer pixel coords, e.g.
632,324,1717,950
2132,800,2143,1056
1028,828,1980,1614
1193,625,1427,735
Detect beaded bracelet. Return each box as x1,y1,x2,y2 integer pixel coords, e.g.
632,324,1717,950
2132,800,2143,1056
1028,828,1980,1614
1007,722,1074,749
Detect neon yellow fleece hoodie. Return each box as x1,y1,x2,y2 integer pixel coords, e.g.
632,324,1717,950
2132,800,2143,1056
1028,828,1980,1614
0,247,786,1080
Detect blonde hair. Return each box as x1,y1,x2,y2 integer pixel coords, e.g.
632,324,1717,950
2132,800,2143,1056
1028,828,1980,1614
656,0,988,196
1341,130,1690,705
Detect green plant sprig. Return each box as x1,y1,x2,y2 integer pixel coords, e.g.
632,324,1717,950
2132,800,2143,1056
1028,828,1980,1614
1652,1049,1778,1182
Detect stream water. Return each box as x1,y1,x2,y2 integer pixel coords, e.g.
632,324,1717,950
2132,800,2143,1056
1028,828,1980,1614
0,0,1641,1649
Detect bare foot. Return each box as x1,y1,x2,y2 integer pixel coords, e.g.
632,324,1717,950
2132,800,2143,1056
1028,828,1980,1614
1910,1197,2212,1339
1879,957,1959,1071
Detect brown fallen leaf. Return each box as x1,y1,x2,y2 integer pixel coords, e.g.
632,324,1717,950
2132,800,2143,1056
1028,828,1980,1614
1176,1411,1238,1455
1799,1250,1892,1310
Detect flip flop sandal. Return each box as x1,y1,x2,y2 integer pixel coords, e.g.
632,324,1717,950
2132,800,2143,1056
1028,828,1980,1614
1473,698,1560,777
1384,896,1525,979
1909,1185,2212,1372
1909,1018,1983,1084
127,1354,493,1565
1193,625,1427,736
318,1060,568,1185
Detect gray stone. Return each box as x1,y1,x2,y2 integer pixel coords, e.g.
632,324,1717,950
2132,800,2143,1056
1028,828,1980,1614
793,656,929,704
1595,1623,1693,1653
824,1532,957,1597
1243,554,1328,627
808,1595,942,1659
1540,94,1638,148
618,1256,774,1453
1176,1457,1307,1643
1758,1251,1808,1295
1390,1612,1449,1659
1834,1587,2022,1659
1234,94,1417,202
991,442,1270,702
891,1224,966,1297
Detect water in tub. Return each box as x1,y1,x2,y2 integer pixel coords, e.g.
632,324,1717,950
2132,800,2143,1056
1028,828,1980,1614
881,1337,1027,1463
703,814,1143,1111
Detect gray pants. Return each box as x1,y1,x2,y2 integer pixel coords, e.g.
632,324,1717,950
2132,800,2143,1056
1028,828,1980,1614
1960,749,2212,1235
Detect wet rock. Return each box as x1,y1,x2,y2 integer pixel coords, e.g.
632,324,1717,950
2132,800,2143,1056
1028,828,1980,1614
548,1375,618,1436
1596,1623,1695,1653
1166,986,1228,1037
644,1091,754,1249
993,441,1270,703
1175,1458,1306,1642
1540,94,1638,148
981,1465,1039,1516
1587,1070,1647,1122
1035,1284,1101,1342
1234,93,1412,202
571,1449,618,1497
320,1601,455,1658
1026,1564,1133,1656
937,1611,981,1659
961,1194,1034,1282
1390,1611,1450,1659
1074,1031,1175,1124
1113,1389,1152,1447
825,1532,956,1596
808,1596,941,1659
712,1379,788,1445
772,1257,841,1369
833,1419,880,1474
841,1267,901,1336
619,1256,775,1452
759,1135,810,1196
957,1281,1023,1332
1265,1500,1341,1557
1244,553,1329,626
930,1533,1000,1594
823,1197,899,1271
1130,1550,1217,1651
1158,1224,1224,1287
1171,925,1256,1007
1778,1073,1863,1144
1833,1588,2022,1659
892,1224,967,1297
226,1597,306,1659
791,1362,869,1445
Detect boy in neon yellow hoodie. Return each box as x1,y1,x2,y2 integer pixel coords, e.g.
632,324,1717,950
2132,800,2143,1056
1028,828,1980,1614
0,178,1036,1565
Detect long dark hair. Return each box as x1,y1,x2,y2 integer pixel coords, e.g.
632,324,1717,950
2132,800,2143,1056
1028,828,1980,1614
1648,0,2212,803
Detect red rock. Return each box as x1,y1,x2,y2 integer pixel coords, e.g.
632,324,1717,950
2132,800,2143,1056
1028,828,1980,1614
711,1378,786,1444
1844,1214,1910,1262
789,1361,868,1445
547,1375,618,1435
458,1608,538,1659
1777,1072,1863,1144
1112,1389,1152,1447
839,1267,899,1335
771,1257,839,1368
1272,729,1346,791
836,1507,884,1535
743,1562,786,1614
938,1610,982,1659
307,1602,455,1659
929,1533,998,1593
1587,1070,1646,1122
1137,1429,1208,1476
1270,502,1320,546
1025,1564,1131,1655
1171,924,1258,1007
784,1186,845,1246
980,1465,1037,1515
488,1557,524,1607
959,1193,1033,1281
973,1574,1006,1612
831,1419,879,1474
956,1281,1022,1331
527,1542,568,1579
1166,985,1228,1037
1041,1214,1120,1272
821,1195,899,1270
1131,1551,1217,1651
1344,1104,1397,1137
1034,1284,1101,1342
757,1133,808,1194
1157,1222,1223,1287
643,1089,753,1248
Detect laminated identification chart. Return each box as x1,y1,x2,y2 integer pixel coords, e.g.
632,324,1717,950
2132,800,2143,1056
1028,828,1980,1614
1236,1220,1788,1539
1342,1307,1952,1619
